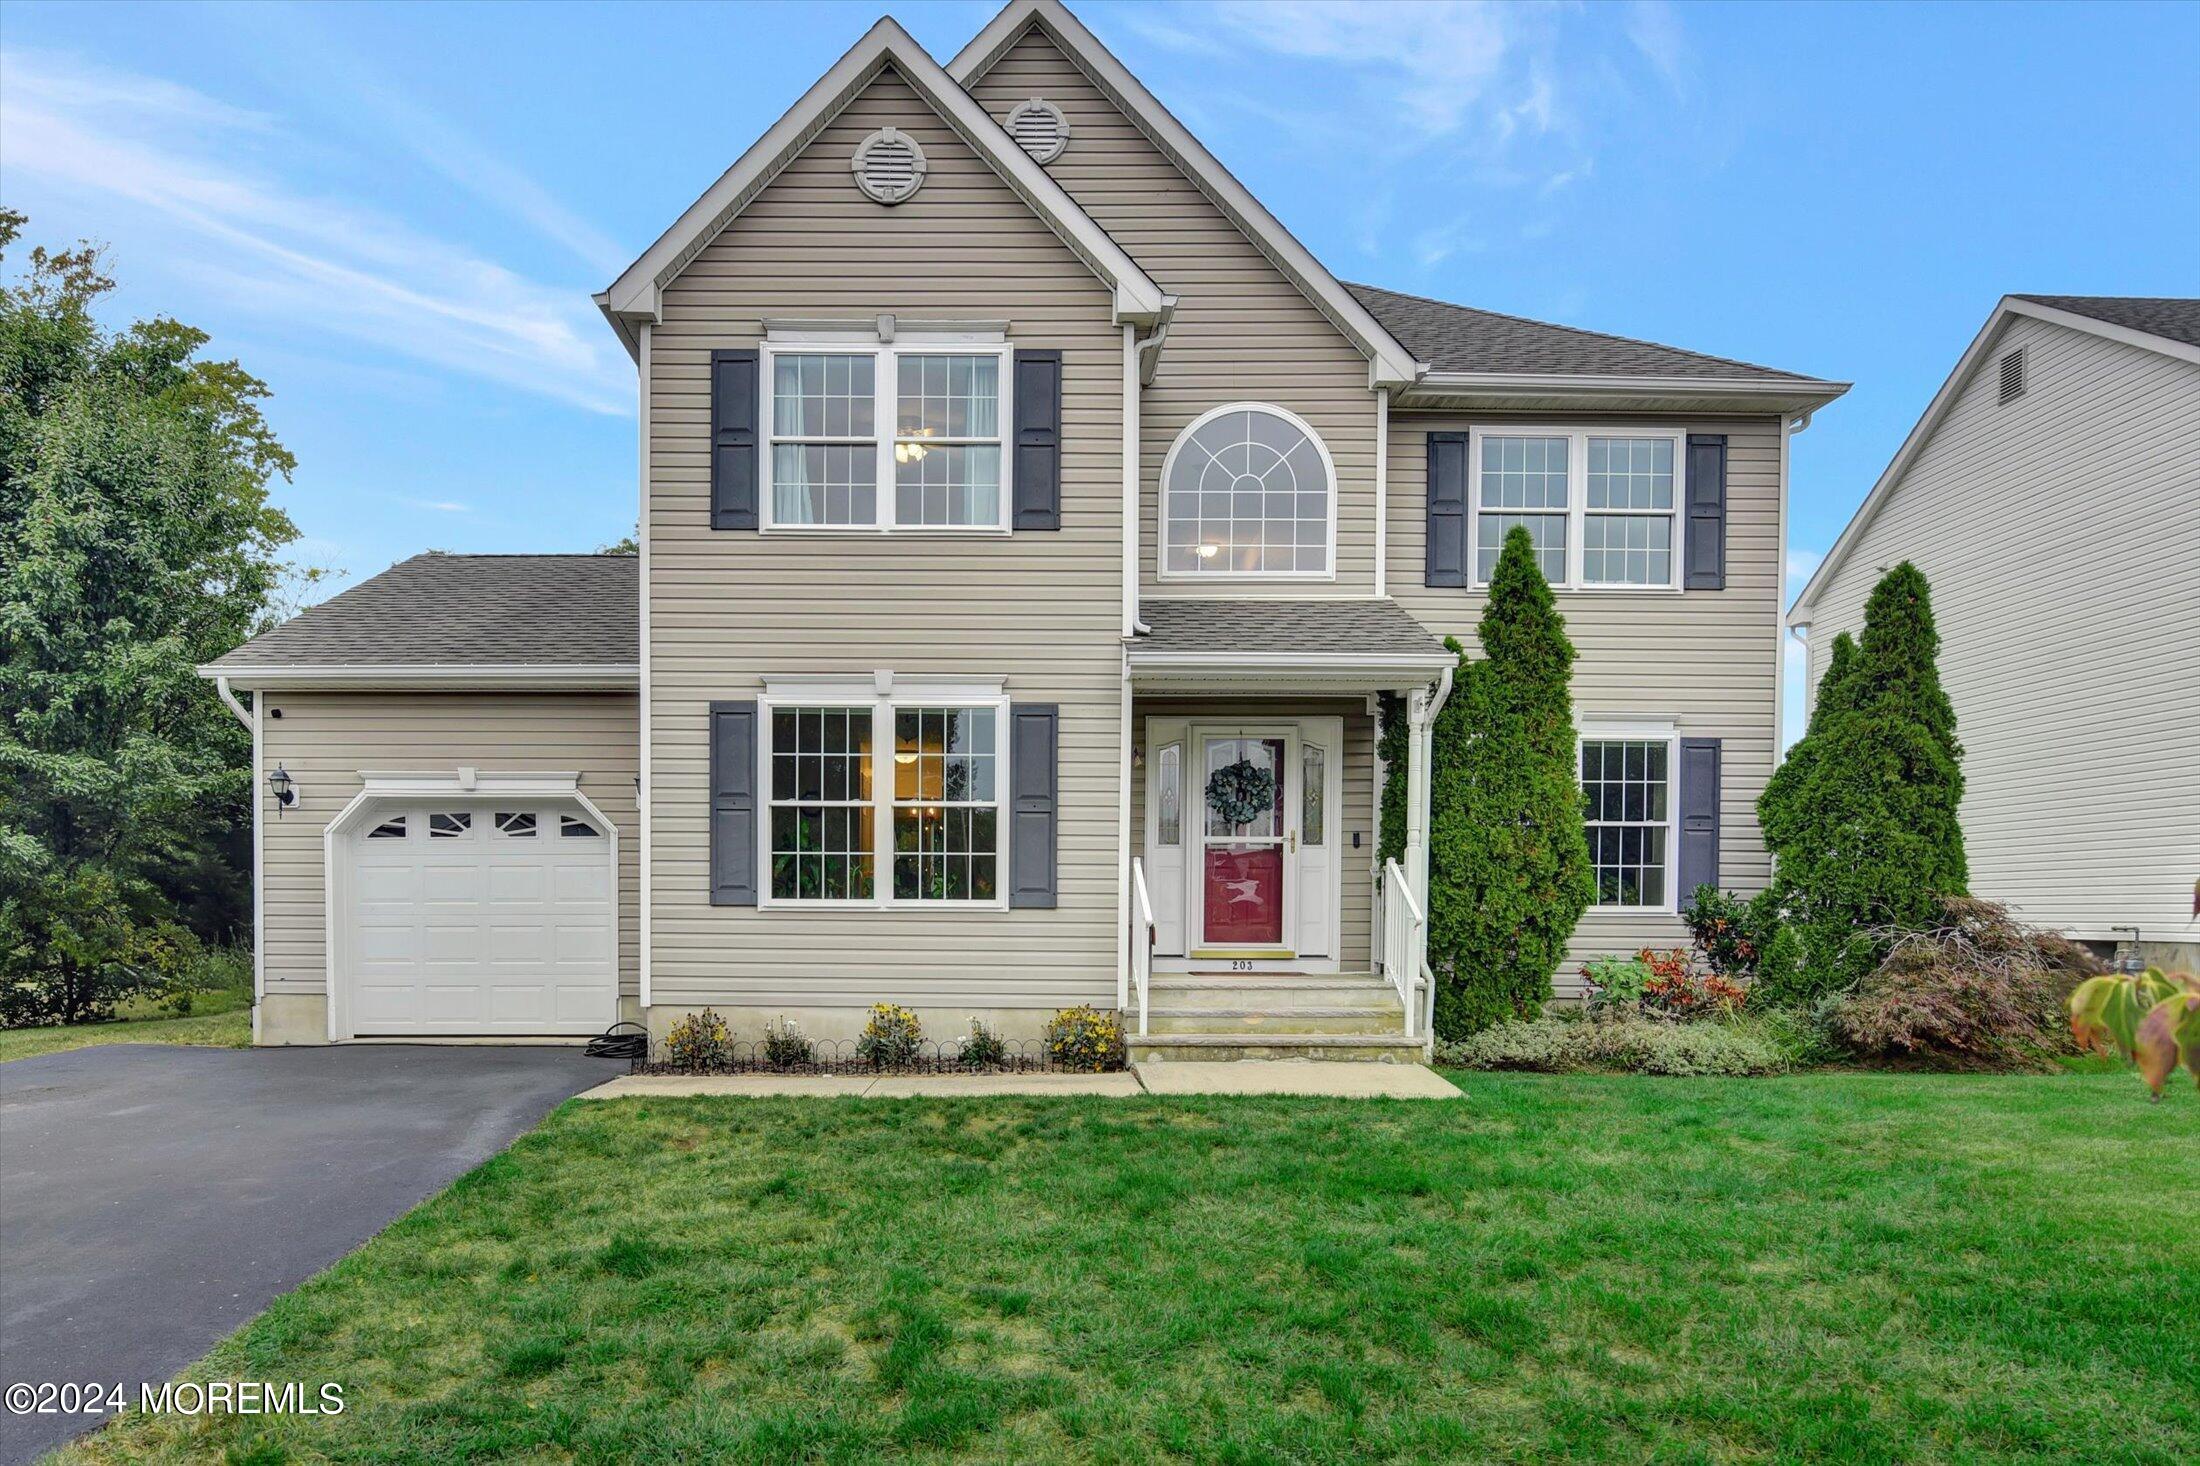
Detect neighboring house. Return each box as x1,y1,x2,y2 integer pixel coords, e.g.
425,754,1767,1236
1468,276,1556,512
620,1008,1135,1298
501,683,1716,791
200,0,1846,1056
1789,294,2199,970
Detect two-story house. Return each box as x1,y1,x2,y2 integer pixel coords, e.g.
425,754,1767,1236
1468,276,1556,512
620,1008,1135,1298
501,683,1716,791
201,0,1846,1057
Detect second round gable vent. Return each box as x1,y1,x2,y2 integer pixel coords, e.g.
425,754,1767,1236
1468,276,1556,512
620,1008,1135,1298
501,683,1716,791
1006,97,1069,164
852,127,926,205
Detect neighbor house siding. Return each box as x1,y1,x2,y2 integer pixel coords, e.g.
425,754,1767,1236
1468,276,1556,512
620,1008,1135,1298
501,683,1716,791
1389,413,1788,990
645,66,1126,1015
966,25,1382,598
259,692,641,1002
1799,313,2200,944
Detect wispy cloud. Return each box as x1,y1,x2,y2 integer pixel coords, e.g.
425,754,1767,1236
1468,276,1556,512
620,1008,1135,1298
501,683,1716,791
1207,1,1528,139
1786,546,1825,586
400,497,473,515
0,49,629,416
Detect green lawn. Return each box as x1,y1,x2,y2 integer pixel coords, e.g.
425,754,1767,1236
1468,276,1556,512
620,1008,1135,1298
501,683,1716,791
0,990,251,1063
70,1072,2196,1464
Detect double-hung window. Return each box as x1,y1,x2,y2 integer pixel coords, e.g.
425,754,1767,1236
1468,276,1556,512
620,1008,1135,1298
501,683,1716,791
761,687,1009,907
762,340,1010,532
1579,733,1676,909
1473,429,1683,589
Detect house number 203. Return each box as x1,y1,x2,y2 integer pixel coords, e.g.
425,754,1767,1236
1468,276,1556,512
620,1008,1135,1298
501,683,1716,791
1230,960,1255,972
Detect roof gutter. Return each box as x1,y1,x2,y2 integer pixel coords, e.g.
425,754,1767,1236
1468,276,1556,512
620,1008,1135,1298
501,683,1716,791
195,664,641,692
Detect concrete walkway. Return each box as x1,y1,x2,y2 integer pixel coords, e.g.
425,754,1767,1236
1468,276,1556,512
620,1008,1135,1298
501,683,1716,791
578,1061,1458,1100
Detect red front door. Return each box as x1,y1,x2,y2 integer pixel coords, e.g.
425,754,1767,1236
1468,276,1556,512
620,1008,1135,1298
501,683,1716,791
1200,735,1287,948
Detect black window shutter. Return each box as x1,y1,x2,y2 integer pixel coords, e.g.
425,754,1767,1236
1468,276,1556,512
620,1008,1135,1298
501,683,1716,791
1008,704,1058,907
711,349,760,530
1012,350,1062,531
1684,434,1727,589
1426,431,1469,587
708,701,759,905
1676,737,1721,906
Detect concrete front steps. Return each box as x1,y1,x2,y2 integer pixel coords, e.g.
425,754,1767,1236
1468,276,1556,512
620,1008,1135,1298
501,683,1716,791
1130,972,1427,1064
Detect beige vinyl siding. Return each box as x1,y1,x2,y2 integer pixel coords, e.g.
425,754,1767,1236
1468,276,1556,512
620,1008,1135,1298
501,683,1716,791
1800,314,2200,943
1130,698,1376,970
1389,413,1786,988
966,25,1381,598
259,693,641,999
646,66,1125,1011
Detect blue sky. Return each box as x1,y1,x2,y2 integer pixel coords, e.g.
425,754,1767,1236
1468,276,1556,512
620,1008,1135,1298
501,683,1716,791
4,0,2195,735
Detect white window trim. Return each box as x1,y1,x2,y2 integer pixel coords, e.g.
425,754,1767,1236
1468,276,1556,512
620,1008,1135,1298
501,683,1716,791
758,340,1014,536
1470,427,1686,593
1576,722,1680,914
756,688,1013,911
1156,401,1340,582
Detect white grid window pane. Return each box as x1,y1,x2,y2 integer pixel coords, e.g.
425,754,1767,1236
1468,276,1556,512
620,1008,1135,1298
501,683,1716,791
1476,512,1566,583
1164,409,1331,575
769,706,875,901
1581,739,1670,908
891,706,999,902
1583,514,1673,586
1586,437,1674,510
1479,436,1570,509
896,355,998,438
772,354,874,437
772,445,876,527
894,445,1002,527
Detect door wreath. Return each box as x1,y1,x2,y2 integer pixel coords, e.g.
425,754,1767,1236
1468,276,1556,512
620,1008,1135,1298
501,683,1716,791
1205,758,1276,828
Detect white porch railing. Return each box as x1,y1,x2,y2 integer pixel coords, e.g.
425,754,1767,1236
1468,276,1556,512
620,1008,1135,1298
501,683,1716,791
1380,858,1424,1042
1129,856,1156,1036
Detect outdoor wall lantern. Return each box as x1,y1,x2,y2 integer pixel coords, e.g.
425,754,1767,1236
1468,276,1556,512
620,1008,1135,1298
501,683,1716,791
267,763,298,815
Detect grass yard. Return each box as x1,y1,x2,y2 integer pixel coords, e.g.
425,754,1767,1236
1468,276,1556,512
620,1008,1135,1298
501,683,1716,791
0,990,251,1063
70,1072,2196,1464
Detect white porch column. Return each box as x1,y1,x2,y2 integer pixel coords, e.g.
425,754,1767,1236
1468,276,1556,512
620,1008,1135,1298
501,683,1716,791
1404,686,1433,914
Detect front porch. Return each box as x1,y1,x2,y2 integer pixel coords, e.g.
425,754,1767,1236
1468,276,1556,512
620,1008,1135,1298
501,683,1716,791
1121,600,1455,1060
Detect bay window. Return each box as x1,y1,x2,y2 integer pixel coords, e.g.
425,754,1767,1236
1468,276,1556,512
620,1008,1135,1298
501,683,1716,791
1474,430,1683,589
762,341,1010,532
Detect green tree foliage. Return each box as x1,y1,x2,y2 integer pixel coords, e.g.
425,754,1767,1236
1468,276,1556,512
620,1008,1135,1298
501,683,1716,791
0,212,300,1023
1426,527,1596,1037
1758,563,1967,1000
1374,691,1407,870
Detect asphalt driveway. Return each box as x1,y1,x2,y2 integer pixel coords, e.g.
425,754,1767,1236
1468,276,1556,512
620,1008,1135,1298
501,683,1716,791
0,1043,623,1463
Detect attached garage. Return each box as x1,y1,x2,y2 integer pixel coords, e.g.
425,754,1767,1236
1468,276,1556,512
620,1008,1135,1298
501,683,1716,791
339,798,616,1036
198,553,643,1046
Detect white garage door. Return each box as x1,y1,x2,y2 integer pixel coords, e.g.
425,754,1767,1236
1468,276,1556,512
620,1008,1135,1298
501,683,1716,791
344,803,615,1036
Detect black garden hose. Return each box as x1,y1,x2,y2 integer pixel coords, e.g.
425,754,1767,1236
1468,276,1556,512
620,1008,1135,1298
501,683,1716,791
585,1021,650,1065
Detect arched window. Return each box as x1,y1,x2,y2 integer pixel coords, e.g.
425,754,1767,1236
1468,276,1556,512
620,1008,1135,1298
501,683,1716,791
1161,404,1335,577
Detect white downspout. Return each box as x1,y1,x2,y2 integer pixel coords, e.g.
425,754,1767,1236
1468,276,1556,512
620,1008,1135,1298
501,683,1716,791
1123,323,1152,637
1374,387,1389,598
1116,648,1132,1011
215,676,265,1043
638,321,653,1015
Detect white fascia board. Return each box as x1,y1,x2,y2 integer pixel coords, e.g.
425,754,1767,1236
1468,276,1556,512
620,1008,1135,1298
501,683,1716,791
948,0,1422,387
196,664,640,691
1790,295,2200,626
356,770,584,796
1126,650,1452,673
597,16,1164,360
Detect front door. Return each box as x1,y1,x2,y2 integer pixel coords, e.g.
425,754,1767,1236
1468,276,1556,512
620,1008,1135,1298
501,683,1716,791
1195,731,1294,956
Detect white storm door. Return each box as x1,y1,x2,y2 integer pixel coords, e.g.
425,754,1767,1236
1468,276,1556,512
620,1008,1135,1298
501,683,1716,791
1194,729,1296,955
345,803,614,1035
1294,718,1341,959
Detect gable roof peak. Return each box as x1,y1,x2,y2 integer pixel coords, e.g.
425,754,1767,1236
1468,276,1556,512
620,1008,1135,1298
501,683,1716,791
596,11,1165,357
949,0,1423,388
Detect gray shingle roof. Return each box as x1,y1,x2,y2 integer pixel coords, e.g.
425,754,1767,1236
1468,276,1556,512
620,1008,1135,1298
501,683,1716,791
1134,599,1448,660
206,554,638,669
2011,295,2200,351
1346,281,1823,381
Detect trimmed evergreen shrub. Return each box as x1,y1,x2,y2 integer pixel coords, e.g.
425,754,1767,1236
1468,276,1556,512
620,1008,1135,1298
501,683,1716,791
1375,691,1408,871
1759,563,1968,999
1426,527,1596,1038
1434,1013,1791,1077
1751,923,1812,1008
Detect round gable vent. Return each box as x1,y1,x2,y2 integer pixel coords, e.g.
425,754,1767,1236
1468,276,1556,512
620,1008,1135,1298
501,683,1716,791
1005,97,1069,164
851,126,927,205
